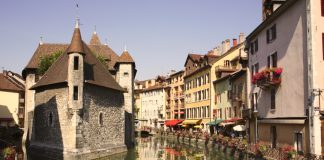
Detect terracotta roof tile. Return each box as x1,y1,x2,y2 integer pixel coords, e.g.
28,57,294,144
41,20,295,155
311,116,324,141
89,32,101,45
118,51,134,63
31,28,124,92
23,43,120,77
67,27,85,54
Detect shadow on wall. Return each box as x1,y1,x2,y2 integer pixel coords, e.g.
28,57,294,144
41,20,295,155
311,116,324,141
125,111,134,148
28,96,63,160
0,105,24,159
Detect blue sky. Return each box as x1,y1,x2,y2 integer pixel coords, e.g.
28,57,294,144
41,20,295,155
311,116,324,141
0,1,262,80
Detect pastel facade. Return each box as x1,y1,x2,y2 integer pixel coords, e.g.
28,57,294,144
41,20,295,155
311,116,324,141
0,71,25,127
244,0,324,154
138,77,166,129
165,70,185,120
184,54,217,130
211,40,245,121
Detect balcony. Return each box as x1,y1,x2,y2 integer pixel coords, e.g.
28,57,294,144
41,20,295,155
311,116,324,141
19,98,25,103
215,65,237,73
178,93,184,99
252,67,282,89
178,104,184,109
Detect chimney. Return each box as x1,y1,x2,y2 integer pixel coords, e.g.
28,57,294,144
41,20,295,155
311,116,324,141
233,39,238,47
225,39,231,53
221,41,226,54
239,33,245,44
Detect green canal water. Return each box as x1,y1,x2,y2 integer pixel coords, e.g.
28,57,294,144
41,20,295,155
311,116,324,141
108,136,239,160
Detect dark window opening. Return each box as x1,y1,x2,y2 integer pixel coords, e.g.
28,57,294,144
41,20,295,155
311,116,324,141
271,126,277,148
271,89,276,109
271,52,277,67
296,132,303,153
267,24,277,43
322,33,324,60
73,86,78,100
99,113,103,126
49,112,53,126
322,0,324,16
74,56,79,70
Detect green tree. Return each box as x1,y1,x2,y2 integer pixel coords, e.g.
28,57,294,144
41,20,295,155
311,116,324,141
96,54,108,67
37,50,63,75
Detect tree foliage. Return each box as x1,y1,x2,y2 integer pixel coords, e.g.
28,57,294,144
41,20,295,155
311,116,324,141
37,50,63,75
37,51,108,75
96,54,108,67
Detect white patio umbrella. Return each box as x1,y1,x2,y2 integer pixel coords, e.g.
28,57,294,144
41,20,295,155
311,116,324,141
233,125,246,131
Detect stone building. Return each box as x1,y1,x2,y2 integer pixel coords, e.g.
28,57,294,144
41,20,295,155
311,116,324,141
22,21,136,159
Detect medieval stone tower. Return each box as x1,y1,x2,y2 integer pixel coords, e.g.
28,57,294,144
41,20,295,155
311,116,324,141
115,49,136,147
22,20,136,159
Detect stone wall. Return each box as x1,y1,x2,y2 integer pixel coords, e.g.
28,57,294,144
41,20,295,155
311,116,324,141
80,85,125,150
32,87,70,149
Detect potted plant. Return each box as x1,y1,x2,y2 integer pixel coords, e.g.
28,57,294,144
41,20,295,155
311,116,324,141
281,144,297,159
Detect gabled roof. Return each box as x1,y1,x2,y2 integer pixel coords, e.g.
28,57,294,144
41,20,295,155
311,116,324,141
31,27,124,92
0,73,24,92
184,54,203,67
89,32,101,45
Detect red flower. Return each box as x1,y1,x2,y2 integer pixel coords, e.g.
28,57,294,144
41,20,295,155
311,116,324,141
274,67,283,75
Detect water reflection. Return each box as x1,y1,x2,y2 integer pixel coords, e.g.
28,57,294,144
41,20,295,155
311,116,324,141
109,136,235,160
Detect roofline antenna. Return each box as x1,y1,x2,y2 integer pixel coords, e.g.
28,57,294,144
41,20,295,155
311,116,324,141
39,35,43,45
124,44,127,52
104,38,108,45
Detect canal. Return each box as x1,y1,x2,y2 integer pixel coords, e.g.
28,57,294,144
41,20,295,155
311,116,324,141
107,136,236,160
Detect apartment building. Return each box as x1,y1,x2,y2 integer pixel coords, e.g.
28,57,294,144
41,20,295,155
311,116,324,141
245,0,324,154
165,70,185,120
183,54,218,130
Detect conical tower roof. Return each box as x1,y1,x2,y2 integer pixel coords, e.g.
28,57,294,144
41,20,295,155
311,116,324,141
89,32,102,45
67,22,85,54
118,50,134,63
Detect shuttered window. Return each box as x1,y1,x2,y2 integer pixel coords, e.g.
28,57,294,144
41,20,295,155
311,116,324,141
322,0,324,16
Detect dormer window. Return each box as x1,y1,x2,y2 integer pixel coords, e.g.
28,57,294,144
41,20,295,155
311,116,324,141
74,56,79,70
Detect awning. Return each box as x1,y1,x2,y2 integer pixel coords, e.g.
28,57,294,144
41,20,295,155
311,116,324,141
220,117,243,126
222,117,243,123
164,119,183,127
194,125,202,129
233,125,246,131
182,119,202,125
207,119,223,125
181,124,188,128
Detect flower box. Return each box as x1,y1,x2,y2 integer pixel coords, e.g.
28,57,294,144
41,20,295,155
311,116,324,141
252,67,282,89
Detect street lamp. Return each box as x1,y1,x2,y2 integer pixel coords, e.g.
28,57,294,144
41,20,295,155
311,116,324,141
253,109,258,144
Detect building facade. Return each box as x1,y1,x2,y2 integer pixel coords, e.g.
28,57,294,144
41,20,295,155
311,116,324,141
244,0,324,154
137,77,166,130
211,37,246,122
183,54,218,130
165,70,185,120
0,70,25,128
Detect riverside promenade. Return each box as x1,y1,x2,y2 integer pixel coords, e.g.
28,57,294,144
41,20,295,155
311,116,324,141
157,130,321,160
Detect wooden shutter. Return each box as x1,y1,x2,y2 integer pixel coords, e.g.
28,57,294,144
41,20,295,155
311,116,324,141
255,39,258,52
322,33,324,60
322,0,324,16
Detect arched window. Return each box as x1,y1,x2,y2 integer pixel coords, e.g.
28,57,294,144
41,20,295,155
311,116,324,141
99,112,103,126
49,112,53,126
